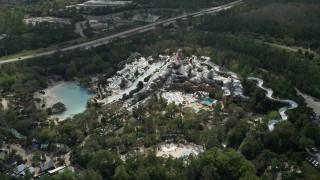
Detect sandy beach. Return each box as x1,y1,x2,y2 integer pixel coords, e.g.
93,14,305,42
34,81,65,110
296,88,320,114
1,98,8,110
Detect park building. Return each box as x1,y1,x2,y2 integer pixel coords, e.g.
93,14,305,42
67,0,133,9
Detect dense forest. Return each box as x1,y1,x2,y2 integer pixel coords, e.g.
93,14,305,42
196,0,320,98
199,0,320,51
133,0,235,9
0,4,81,56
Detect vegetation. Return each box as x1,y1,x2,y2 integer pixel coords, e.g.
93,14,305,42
133,0,235,9
0,5,78,57
301,161,320,180
51,102,67,114
1,0,320,179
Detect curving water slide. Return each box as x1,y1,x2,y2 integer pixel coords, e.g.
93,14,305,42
248,77,298,121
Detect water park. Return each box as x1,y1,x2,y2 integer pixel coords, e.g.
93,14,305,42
156,142,204,158
248,77,298,131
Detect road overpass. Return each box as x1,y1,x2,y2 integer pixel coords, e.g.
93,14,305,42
0,0,242,64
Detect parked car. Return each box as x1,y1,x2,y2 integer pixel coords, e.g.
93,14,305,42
310,147,318,153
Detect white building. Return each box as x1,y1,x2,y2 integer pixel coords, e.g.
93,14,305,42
70,0,133,9
23,17,71,26
0,34,7,40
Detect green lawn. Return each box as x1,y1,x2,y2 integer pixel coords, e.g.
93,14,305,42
302,161,320,180
0,50,35,61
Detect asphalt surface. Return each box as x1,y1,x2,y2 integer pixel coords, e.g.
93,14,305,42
0,0,242,65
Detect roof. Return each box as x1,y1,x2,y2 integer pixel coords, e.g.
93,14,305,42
40,144,49,149
55,143,71,152
48,166,66,174
19,166,36,176
33,144,40,149
14,164,26,174
40,161,55,171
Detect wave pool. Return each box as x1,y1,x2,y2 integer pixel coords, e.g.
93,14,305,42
51,82,95,119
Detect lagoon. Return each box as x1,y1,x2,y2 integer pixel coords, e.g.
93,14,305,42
50,82,95,119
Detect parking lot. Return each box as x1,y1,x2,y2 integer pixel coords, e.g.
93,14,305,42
306,147,320,170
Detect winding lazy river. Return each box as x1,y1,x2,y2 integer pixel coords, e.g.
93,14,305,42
248,77,298,121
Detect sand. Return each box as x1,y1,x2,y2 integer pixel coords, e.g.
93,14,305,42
34,81,67,122
34,81,65,110
1,98,8,110
157,147,192,158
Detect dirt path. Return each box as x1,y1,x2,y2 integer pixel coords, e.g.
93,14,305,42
4,144,33,165
75,21,87,38
64,135,91,167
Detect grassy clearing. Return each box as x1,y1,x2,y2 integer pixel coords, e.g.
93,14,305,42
0,50,34,61
302,161,320,180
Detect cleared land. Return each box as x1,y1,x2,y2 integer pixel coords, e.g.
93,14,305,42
302,161,320,180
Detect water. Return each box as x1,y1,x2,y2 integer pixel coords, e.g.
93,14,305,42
51,82,95,119
10,128,26,139
248,77,298,120
248,77,298,131
0,127,26,140
200,98,215,106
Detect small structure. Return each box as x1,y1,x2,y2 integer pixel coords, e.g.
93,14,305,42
48,166,66,175
32,144,40,150
90,22,108,31
132,13,161,23
156,142,204,158
54,143,71,153
11,164,35,177
40,161,55,172
19,166,36,177
12,164,25,176
0,33,7,40
40,144,49,151
70,0,133,9
23,17,71,25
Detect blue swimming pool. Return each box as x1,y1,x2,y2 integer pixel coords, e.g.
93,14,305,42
200,98,215,106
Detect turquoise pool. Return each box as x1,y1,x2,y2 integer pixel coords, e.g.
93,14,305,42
51,82,95,118
200,98,215,106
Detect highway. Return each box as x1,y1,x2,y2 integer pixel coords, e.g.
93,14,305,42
0,0,242,64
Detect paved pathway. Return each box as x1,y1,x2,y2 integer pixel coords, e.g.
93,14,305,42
296,88,320,114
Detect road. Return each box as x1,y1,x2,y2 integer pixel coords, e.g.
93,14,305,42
3,144,33,166
0,0,242,65
296,88,320,114
264,42,298,52
75,21,87,38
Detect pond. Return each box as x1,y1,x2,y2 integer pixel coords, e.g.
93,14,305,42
50,82,95,119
